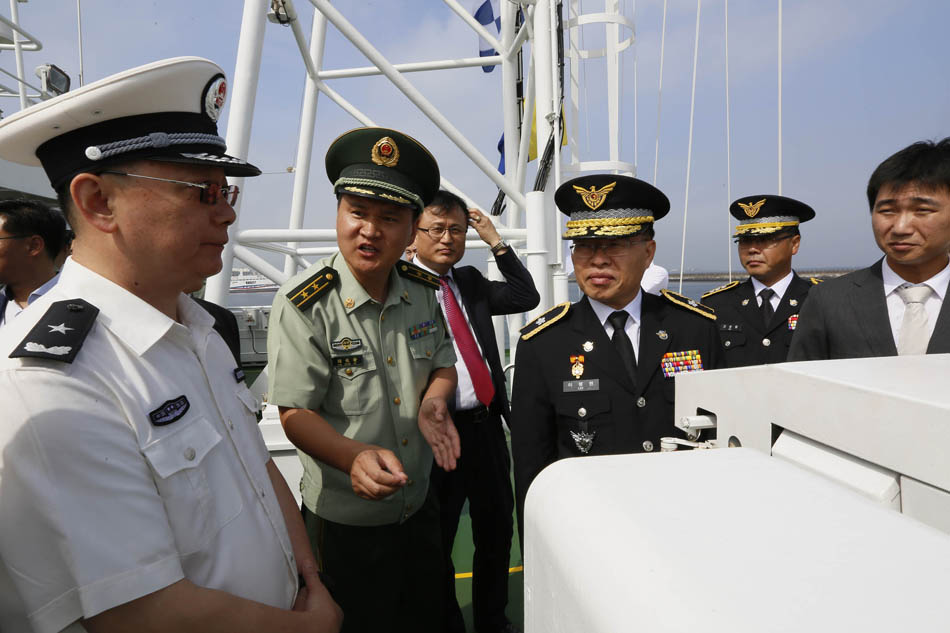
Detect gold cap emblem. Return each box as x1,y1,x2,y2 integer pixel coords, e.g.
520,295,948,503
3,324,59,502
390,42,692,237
738,198,766,218
573,181,616,211
371,136,400,167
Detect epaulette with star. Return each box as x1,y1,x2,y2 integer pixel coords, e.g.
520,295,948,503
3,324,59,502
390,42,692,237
10,299,99,363
396,261,440,289
660,289,716,320
520,302,571,340
701,280,740,299
287,266,338,312
810,277,823,285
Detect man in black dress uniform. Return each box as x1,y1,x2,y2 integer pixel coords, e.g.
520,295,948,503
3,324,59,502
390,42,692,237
510,175,722,539
701,195,818,367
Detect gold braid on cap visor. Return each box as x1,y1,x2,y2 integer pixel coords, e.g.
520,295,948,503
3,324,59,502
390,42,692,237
563,215,654,238
733,220,799,236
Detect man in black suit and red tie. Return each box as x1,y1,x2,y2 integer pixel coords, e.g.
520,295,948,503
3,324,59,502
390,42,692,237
411,190,539,633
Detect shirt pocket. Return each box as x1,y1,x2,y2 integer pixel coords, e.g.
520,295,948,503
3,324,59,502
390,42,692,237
330,352,380,415
555,392,614,451
142,417,243,555
718,327,746,351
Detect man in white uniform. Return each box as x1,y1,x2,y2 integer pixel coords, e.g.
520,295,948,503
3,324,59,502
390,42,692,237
0,58,341,633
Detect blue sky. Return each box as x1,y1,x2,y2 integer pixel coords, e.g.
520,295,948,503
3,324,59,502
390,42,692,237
4,0,950,273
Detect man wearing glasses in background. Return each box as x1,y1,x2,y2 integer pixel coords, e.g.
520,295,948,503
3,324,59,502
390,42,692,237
701,195,818,367
510,174,722,540
0,58,341,633
411,190,538,633
0,199,67,328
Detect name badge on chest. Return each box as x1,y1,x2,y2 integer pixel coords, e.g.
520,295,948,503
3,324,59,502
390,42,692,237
563,379,600,392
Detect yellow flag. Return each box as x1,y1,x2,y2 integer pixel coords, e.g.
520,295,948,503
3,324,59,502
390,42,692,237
526,104,568,162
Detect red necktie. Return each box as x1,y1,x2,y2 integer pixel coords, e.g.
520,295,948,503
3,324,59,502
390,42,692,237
439,276,495,407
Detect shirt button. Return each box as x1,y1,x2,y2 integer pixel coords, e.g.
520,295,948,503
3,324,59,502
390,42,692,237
387,356,394,365
403,512,410,521
394,397,401,405
345,368,354,376
637,397,647,408
577,407,587,417
381,314,386,322
402,437,408,446
184,447,196,461
762,338,771,347
426,350,432,357
642,440,654,452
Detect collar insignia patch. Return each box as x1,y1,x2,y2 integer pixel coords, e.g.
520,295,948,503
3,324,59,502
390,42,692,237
573,181,617,210
331,337,363,352
149,395,190,426
234,367,245,383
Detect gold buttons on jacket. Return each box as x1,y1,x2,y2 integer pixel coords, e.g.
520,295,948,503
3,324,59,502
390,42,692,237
762,338,771,347
345,368,353,376
394,397,401,405
387,356,394,364
637,397,646,408
402,437,408,446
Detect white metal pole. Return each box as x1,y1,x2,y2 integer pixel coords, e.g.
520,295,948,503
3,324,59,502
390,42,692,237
525,191,551,318
652,0,668,185
205,0,268,305
677,0,702,293
606,0,620,169
725,0,733,281
533,0,554,167
500,0,521,224
284,9,328,277
9,0,26,110
76,0,84,87
309,0,526,210
777,0,783,195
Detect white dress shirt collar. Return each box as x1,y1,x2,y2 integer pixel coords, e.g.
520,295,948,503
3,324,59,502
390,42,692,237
882,257,950,300
588,289,643,329
750,270,794,301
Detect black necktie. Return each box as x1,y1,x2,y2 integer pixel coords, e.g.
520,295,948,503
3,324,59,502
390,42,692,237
607,311,637,383
759,288,775,326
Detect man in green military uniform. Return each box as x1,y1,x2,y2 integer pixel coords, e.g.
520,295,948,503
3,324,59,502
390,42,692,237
267,127,460,633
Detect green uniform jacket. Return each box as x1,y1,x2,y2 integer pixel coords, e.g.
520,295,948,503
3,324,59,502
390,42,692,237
267,252,456,526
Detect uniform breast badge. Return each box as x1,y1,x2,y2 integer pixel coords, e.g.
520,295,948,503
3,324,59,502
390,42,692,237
570,429,596,454
331,337,363,352
582,340,594,352
661,350,704,378
656,330,668,340
788,314,799,330
741,298,750,306
789,299,799,307
570,354,585,378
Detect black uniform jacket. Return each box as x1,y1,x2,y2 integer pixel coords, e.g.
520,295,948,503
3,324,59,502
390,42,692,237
510,291,722,524
450,249,540,422
789,259,950,360
702,273,815,367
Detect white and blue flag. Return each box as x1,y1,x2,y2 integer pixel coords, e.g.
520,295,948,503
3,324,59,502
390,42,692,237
473,0,501,73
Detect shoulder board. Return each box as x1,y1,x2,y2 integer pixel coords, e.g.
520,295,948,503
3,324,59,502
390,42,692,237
396,261,440,289
660,289,716,320
287,266,339,311
810,277,823,285
701,280,740,298
520,302,571,340
10,299,99,363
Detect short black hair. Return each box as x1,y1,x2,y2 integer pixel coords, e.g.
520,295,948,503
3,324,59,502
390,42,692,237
867,138,950,210
0,198,67,260
425,190,468,224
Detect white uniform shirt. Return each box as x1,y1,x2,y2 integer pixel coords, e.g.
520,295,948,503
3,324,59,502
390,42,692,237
881,258,950,346
750,271,794,311
0,259,296,633
416,260,486,411
589,291,644,360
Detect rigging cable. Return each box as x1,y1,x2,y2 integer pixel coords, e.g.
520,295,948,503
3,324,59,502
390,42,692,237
652,0,668,185
677,0,702,293
725,0,732,281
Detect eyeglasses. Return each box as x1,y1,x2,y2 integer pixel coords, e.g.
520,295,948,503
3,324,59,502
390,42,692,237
735,234,792,249
101,171,240,206
417,226,467,240
570,239,648,259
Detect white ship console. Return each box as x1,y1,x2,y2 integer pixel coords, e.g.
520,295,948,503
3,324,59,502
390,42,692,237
523,355,950,632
